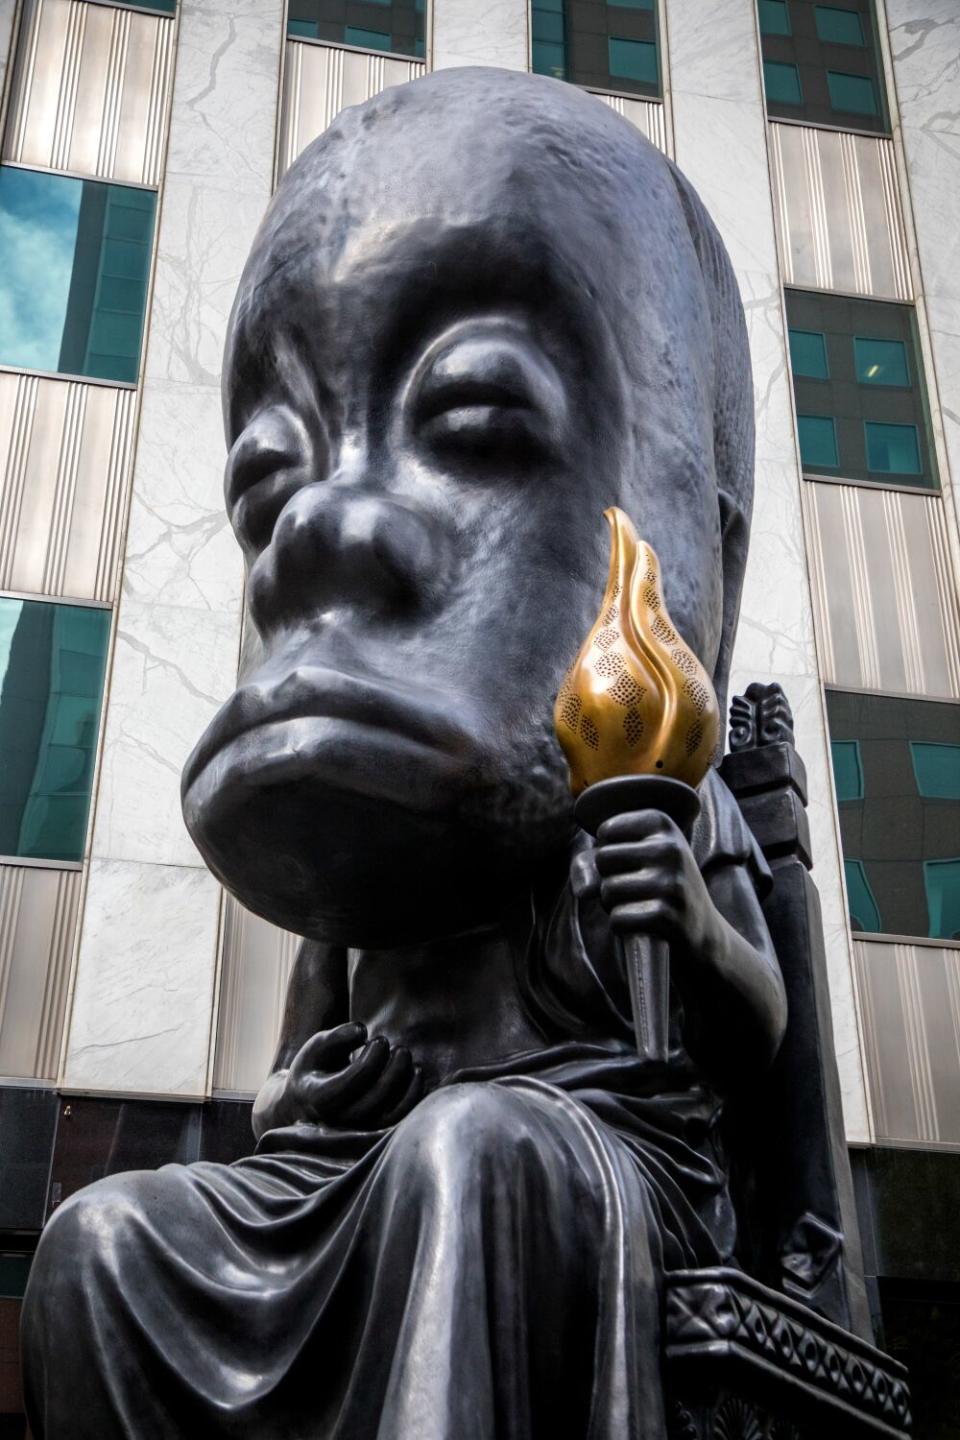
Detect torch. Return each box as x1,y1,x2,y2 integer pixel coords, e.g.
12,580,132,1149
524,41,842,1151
554,508,721,1065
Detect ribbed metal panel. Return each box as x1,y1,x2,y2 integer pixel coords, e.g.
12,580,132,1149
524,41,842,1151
802,480,960,698
769,122,912,301
278,40,426,178
213,895,301,1095
596,92,667,155
3,0,174,186
0,864,82,1080
0,372,136,602
855,938,960,1148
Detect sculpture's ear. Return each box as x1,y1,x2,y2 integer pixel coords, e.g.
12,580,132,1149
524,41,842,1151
713,487,749,727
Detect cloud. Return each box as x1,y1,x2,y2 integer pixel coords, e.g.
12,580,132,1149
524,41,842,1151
0,168,81,373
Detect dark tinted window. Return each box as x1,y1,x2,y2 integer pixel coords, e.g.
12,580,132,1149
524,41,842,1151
827,690,960,940
288,0,425,57
0,599,110,863
531,0,661,98
786,290,937,489
758,0,888,133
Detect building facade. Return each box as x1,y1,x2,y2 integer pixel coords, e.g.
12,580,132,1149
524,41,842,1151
0,0,957,1431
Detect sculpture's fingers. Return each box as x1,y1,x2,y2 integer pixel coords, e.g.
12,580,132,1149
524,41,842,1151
593,839,672,877
375,1065,425,1129
321,1035,392,1105
342,1046,415,1124
595,811,679,847
291,1022,367,1080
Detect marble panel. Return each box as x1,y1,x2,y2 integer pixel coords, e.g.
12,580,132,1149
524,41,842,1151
0,0,17,115
431,0,529,72
163,0,284,193
119,380,242,613
63,859,222,1097
738,269,800,468
143,175,272,390
886,0,960,138
664,0,764,106
90,596,240,869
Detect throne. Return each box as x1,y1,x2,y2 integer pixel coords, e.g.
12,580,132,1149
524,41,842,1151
663,684,911,1440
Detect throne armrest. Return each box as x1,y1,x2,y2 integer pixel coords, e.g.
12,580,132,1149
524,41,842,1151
664,1268,911,1439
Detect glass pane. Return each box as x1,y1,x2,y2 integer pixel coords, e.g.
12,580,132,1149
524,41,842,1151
345,26,391,48
815,5,864,44
925,859,960,942
609,0,653,7
0,599,110,863
288,0,424,55
789,328,829,379
764,60,803,105
827,70,879,115
0,167,154,383
797,414,838,469
113,0,175,10
532,10,565,42
608,37,658,85
855,336,910,386
865,421,921,475
758,0,791,35
845,860,881,933
532,39,567,77
911,743,960,800
832,739,864,801
826,691,960,939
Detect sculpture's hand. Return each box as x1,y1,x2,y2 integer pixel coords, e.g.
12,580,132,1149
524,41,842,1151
252,1022,424,1139
592,810,718,958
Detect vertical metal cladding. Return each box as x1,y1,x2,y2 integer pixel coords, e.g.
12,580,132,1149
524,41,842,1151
802,480,960,698
855,938,960,1146
769,121,912,300
597,92,668,154
0,865,82,1080
3,0,175,186
213,896,302,1094
278,41,427,179
0,373,136,602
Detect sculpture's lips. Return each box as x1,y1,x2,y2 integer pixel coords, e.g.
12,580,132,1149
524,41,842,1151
182,665,474,796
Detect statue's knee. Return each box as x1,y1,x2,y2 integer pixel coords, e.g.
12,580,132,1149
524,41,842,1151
388,1082,546,1195
30,1169,165,1306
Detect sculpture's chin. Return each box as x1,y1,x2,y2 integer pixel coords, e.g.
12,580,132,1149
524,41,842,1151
182,720,534,947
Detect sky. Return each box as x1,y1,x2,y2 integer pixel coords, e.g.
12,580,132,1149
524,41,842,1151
0,166,81,373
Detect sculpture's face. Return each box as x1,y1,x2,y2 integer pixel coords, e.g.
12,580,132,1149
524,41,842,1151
182,69,732,946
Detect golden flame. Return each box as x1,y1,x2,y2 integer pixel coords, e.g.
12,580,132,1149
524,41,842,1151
554,507,720,796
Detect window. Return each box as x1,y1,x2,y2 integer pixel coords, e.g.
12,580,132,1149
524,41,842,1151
758,0,888,133
786,291,937,489
827,69,879,115
287,0,425,58
864,421,921,476
845,860,881,933
814,5,864,44
854,337,909,387
0,167,155,384
530,0,662,99
759,0,791,35
789,328,829,378
763,60,803,104
911,743,960,800
797,414,838,468
0,598,110,863
608,37,657,85
832,739,864,800
925,859,960,942
113,0,175,10
826,691,960,940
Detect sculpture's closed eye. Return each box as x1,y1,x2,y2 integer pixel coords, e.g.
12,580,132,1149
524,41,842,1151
410,324,567,468
226,404,323,555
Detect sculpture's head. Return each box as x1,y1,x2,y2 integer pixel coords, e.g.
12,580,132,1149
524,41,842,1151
181,67,754,947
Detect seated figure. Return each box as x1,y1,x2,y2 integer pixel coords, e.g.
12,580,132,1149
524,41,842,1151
23,68,791,1439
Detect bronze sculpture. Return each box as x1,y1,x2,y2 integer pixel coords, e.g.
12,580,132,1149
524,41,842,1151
21,67,909,1439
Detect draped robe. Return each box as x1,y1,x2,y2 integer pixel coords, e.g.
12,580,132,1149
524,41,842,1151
22,770,771,1440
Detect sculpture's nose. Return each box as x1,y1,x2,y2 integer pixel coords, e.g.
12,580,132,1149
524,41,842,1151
247,473,454,632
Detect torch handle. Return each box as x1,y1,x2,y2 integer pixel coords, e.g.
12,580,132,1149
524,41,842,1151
622,932,671,1065
574,773,701,1070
